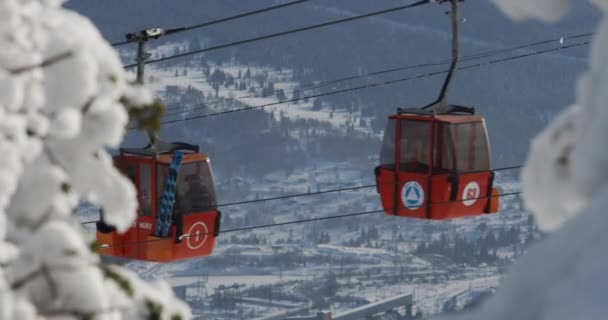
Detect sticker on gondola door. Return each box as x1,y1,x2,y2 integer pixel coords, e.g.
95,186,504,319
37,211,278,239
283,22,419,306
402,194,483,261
462,181,480,206
401,181,424,210
187,222,209,250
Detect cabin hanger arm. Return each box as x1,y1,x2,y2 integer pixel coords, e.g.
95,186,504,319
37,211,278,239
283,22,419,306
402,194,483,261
423,0,463,113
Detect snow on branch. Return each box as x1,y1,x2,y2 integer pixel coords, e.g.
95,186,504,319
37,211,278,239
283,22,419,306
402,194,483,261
0,1,189,319
490,0,571,22
9,52,74,75
439,1,608,319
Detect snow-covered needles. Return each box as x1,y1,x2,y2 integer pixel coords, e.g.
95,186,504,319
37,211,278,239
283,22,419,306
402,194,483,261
510,0,608,232
0,1,188,319
438,1,608,319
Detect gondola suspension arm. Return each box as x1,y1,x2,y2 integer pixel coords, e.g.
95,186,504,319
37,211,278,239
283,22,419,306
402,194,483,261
423,0,462,113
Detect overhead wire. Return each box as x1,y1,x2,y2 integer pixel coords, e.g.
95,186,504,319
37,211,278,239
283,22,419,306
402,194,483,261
158,40,590,124
220,191,523,234
161,32,593,118
217,164,523,208
89,190,523,249
153,0,311,37
122,0,433,68
110,0,312,47
80,164,524,226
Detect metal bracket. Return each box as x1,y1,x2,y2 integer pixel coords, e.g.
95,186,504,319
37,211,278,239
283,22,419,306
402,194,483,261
124,28,167,84
422,0,461,113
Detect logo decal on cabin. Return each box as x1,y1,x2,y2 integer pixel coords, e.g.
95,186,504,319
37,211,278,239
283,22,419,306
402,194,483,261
462,181,480,206
187,222,209,250
401,181,424,210
138,222,153,230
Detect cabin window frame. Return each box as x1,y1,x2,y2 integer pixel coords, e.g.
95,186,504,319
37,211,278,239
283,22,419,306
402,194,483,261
433,120,490,173
139,163,152,217
379,119,397,169
398,119,432,174
156,161,218,216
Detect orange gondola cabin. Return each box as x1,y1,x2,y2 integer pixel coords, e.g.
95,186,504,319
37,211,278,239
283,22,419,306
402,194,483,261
97,141,221,262
375,0,500,220
375,107,499,220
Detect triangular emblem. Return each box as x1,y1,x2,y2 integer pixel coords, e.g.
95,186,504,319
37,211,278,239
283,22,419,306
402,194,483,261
402,181,424,210
406,187,419,203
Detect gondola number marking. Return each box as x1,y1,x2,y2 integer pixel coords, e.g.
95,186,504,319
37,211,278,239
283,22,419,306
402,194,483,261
462,181,480,206
187,222,209,250
402,181,424,210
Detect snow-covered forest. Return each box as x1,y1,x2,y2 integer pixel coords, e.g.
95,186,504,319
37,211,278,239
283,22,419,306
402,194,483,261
1,0,607,319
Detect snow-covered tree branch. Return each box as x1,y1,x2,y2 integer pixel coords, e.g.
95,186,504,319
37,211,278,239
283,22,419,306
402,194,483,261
439,0,608,319
0,0,189,319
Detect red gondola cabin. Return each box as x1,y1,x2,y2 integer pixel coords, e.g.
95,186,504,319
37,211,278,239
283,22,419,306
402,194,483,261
375,107,499,220
96,142,221,262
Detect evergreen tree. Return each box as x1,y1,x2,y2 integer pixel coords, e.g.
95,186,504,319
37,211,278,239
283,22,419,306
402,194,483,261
225,74,235,88
210,69,226,97
312,98,323,111
359,117,366,127
266,81,275,96
276,88,286,101
292,87,302,103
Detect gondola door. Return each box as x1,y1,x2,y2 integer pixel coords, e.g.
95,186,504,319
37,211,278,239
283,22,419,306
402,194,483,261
116,159,140,259
135,160,156,259
430,119,495,219
394,117,433,219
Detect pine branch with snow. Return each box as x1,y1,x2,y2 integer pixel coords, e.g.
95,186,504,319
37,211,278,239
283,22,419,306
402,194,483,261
439,0,608,318
0,0,188,319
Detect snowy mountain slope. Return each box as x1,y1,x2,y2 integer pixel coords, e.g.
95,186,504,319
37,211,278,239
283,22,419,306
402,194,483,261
137,64,372,136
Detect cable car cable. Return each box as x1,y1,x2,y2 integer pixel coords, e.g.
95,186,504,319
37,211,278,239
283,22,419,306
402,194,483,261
213,164,523,206
492,165,524,172
219,209,385,234
78,184,373,225
218,185,376,208
79,164,524,226
122,0,432,69
158,40,590,124
89,190,523,249
162,32,593,118
216,164,523,208
110,0,312,47
220,191,523,234
159,0,311,36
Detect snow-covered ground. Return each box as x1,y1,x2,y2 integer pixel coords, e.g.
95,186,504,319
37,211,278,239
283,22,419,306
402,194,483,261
122,58,379,137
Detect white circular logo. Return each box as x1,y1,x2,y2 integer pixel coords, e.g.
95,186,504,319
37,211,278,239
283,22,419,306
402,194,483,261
462,181,481,206
186,222,209,250
401,181,424,210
